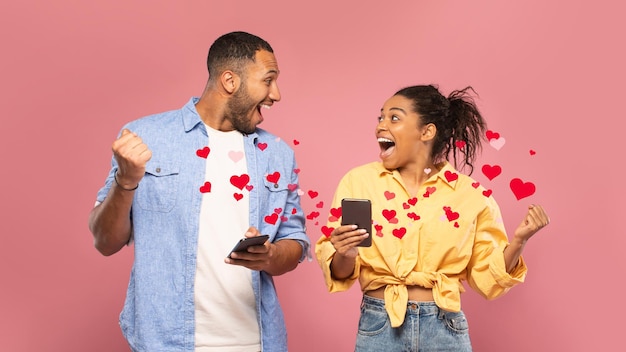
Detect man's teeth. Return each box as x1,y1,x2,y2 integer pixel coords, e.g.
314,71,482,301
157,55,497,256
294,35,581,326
260,104,270,109
378,137,393,143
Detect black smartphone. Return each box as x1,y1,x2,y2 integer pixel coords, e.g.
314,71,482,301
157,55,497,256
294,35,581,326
341,198,372,247
227,235,270,258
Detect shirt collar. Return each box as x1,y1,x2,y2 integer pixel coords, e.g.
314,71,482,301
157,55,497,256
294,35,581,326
433,161,460,189
182,97,204,132
374,161,460,189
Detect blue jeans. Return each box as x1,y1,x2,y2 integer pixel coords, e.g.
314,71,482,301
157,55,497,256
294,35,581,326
355,295,472,352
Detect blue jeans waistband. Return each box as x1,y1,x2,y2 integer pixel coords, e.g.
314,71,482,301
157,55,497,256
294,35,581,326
361,295,441,315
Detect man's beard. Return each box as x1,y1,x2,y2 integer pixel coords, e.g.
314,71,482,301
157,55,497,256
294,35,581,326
225,83,258,134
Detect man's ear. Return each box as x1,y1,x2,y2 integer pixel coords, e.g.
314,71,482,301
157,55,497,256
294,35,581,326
421,123,436,142
221,70,239,94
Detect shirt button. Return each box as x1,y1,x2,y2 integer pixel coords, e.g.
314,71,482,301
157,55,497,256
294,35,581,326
274,184,279,188
156,167,161,173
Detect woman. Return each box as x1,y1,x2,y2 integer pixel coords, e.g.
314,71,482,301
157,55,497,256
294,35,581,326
315,85,550,351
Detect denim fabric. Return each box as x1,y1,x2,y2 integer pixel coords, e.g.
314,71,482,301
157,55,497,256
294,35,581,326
355,296,472,352
96,98,310,352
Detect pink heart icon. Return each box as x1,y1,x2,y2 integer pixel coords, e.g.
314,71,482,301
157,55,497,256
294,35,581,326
228,150,244,163
489,137,506,151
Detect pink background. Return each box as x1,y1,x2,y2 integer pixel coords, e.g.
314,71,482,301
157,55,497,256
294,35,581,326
1,1,623,351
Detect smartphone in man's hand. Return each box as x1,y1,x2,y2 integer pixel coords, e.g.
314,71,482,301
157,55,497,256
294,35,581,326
227,235,270,258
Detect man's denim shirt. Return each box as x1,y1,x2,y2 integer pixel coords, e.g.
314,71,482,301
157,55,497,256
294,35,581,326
96,98,311,352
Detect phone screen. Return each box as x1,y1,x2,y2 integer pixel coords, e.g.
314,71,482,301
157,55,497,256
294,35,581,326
227,235,270,258
341,198,372,247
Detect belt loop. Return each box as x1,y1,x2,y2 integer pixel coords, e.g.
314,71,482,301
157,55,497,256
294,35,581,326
437,306,445,320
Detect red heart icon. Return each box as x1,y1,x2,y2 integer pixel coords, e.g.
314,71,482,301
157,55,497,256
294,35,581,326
281,216,288,222
196,147,210,158
199,182,211,193
293,139,300,145
529,150,536,155
382,209,397,221
266,172,280,184
443,206,460,221
486,130,500,141
230,174,250,190
293,168,300,174
510,178,536,200
306,211,320,220
233,193,243,201
482,189,493,197
375,224,384,237
407,212,420,221
287,183,298,192
291,208,297,214
308,190,318,199
392,227,407,239
384,191,395,200
316,201,324,208
321,226,334,237
330,207,342,218
264,213,278,225
245,185,254,191
402,203,410,209
274,208,283,214
408,197,418,206
481,164,502,181
257,143,268,151
424,186,436,197
444,170,458,182
472,182,480,188
455,140,466,149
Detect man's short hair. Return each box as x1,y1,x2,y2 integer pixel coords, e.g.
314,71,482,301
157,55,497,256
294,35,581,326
207,31,274,79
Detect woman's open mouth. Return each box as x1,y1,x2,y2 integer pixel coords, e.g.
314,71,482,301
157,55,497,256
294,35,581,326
378,137,395,158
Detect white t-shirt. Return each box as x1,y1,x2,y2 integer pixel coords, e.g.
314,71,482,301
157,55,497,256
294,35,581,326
194,125,260,351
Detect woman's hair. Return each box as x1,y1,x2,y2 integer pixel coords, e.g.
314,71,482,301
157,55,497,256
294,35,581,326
394,85,487,175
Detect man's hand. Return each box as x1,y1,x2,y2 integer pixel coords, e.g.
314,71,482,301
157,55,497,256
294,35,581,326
112,129,152,189
225,227,303,276
225,227,274,271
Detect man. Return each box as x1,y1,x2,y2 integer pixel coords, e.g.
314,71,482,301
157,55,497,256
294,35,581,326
89,31,310,352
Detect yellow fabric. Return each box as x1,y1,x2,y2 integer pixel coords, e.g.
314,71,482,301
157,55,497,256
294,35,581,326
315,161,527,327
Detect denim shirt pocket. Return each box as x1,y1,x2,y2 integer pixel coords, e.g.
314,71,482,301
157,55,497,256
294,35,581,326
135,160,179,212
259,169,290,235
